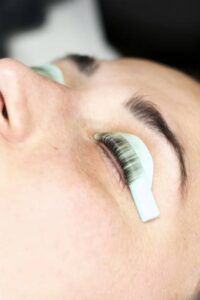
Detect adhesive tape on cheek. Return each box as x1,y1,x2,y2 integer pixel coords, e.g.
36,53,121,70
31,63,65,84
118,132,160,222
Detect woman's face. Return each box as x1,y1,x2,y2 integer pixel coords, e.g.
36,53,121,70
0,56,199,299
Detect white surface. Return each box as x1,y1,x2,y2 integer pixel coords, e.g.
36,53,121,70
7,0,119,65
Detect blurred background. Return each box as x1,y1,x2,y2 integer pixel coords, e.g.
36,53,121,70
0,0,199,79
1,0,119,64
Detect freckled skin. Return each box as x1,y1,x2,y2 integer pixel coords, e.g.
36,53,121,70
0,57,199,299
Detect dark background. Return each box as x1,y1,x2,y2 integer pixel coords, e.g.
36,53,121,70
97,0,200,80
0,0,66,57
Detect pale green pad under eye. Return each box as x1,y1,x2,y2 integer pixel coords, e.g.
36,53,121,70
31,63,65,84
115,132,160,222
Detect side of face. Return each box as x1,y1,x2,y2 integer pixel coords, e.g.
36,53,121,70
0,57,199,299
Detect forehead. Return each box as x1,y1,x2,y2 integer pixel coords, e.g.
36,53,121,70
102,58,200,116
106,58,199,89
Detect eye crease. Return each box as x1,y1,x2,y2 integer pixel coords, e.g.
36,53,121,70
94,132,160,223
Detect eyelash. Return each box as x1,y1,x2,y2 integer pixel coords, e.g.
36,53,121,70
95,132,143,189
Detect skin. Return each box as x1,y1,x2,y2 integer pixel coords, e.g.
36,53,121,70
0,56,199,299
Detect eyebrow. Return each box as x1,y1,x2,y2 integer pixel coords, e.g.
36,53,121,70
124,95,188,196
65,53,99,76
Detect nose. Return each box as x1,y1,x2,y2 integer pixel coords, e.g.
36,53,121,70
0,58,35,142
0,58,73,144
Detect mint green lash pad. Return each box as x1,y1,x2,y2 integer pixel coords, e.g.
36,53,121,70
117,132,160,222
31,63,65,84
118,132,153,186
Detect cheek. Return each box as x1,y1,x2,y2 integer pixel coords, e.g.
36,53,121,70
0,146,185,299
0,162,136,299
48,181,135,295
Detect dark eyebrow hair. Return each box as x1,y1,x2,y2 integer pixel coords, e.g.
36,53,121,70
124,95,188,197
65,53,99,76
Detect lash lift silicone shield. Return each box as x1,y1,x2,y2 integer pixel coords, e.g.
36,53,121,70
94,132,160,222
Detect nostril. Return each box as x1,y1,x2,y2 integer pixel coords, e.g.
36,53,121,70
2,103,8,119
0,92,8,120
